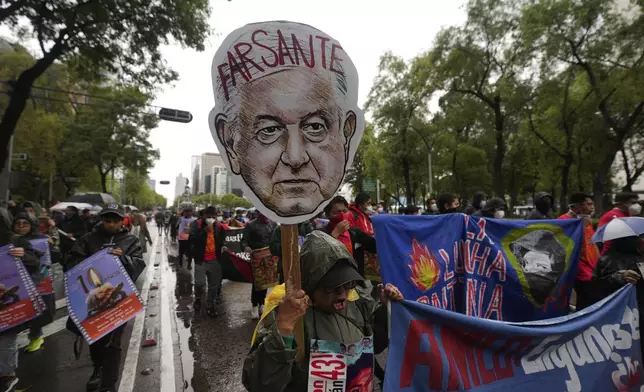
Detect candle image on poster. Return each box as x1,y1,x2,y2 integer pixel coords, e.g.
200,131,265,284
30,238,53,295
209,20,365,224
65,248,144,344
0,245,44,332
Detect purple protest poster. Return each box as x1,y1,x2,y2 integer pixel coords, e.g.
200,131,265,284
0,245,44,333
64,248,144,344
30,238,53,295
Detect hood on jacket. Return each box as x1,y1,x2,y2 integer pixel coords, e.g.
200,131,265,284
482,197,507,212
12,212,39,236
472,192,488,210
300,231,363,294
534,192,553,214
20,201,43,218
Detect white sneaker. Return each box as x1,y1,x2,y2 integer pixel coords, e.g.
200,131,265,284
252,306,259,320
258,305,265,319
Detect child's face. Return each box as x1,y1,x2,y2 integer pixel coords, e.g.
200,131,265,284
13,219,31,235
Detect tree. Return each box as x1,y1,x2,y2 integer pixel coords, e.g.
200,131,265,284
0,0,211,170
428,0,531,198
520,0,644,211
366,53,435,204
344,123,375,194
66,85,160,192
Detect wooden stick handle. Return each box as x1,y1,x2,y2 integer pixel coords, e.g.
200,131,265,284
280,224,305,361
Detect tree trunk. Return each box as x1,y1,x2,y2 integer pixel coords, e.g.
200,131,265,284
493,105,506,198
559,159,572,215
100,170,108,193
402,156,412,204
0,43,65,171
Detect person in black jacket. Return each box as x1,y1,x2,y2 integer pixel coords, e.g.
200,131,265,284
241,214,277,320
60,206,87,264
0,214,42,391
65,204,145,392
526,192,554,220
189,207,228,317
10,213,57,354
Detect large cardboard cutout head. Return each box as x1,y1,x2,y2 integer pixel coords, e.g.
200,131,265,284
209,21,365,224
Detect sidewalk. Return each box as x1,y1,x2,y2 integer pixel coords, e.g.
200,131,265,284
14,225,159,392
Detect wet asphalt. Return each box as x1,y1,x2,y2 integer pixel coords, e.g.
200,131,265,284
167,239,256,392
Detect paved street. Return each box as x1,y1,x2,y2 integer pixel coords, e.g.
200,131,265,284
13,224,257,392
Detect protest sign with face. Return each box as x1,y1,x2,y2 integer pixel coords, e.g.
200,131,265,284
209,21,365,224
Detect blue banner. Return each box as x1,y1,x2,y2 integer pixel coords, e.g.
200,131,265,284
385,285,643,391
372,214,583,321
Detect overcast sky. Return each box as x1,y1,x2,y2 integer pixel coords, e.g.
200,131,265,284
150,0,467,203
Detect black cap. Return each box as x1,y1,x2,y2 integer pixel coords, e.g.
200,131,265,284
100,203,124,219
316,260,364,291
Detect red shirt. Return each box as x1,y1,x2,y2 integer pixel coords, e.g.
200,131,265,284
558,213,600,281
597,208,630,255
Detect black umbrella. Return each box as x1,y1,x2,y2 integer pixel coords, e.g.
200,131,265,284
67,193,118,206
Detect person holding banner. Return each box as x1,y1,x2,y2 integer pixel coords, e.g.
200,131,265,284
10,213,56,353
65,204,145,392
0,214,43,390
558,193,599,310
243,231,403,392
242,213,277,319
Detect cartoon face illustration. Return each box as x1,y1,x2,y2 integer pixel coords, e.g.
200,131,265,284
209,21,364,224
509,230,566,304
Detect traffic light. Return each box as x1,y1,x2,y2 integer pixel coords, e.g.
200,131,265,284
158,108,193,123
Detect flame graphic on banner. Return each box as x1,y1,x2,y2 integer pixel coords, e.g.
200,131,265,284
408,238,440,291
88,268,103,288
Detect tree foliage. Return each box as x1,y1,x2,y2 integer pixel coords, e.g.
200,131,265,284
361,0,643,213
0,0,211,171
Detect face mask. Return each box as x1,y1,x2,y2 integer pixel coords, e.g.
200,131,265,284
479,200,487,208
205,218,215,225
430,204,438,212
377,208,384,213
629,203,642,216
494,210,505,219
365,206,374,213
216,216,223,222
446,207,461,214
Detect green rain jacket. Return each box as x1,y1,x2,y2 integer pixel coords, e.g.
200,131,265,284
242,231,388,392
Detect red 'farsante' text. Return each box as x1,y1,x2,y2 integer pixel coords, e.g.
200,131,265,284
216,29,346,101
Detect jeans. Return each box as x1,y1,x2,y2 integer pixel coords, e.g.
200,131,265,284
194,262,222,306
28,326,43,340
0,333,17,374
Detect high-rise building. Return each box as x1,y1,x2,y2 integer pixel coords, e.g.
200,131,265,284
214,167,229,195
191,156,200,195
147,179,156,192
175,174,188,200
198,153,224,193
204,174,212,194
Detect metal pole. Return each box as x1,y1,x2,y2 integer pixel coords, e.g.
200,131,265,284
0,136,14,202
376,179,381,203
48,173,53,206
428,145,433,197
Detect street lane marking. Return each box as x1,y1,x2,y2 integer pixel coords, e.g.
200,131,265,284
55,298,66,310
160,237,177,392
118,227,158,392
